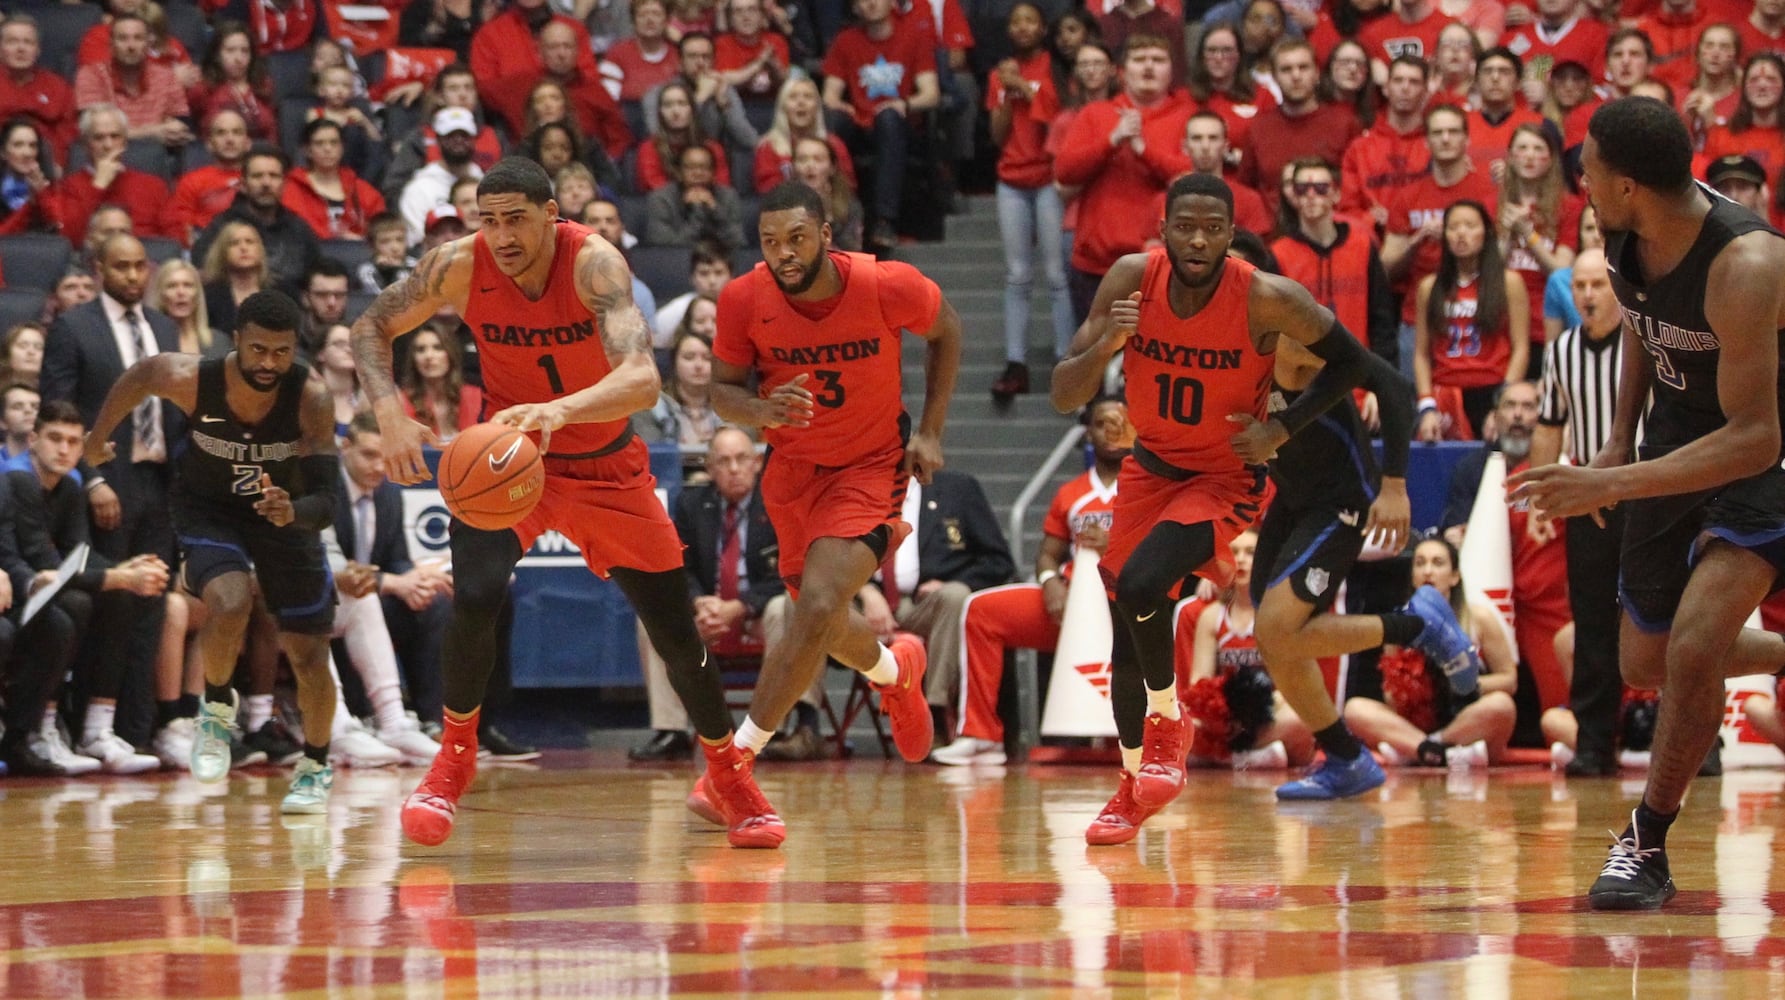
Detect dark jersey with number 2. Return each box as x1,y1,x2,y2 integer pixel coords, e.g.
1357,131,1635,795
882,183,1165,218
172,357,309,518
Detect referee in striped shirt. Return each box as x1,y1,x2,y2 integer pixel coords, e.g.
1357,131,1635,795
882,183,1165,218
1531,247,1628,776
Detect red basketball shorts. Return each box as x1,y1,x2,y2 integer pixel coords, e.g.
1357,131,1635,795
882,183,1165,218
761,446,910,592
508,437,684,577
1101,459,1271,598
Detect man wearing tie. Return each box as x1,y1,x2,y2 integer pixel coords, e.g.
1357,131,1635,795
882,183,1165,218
42,233,180,766
630,426,815,760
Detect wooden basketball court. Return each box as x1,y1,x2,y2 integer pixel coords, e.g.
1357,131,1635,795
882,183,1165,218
2,757,1781,997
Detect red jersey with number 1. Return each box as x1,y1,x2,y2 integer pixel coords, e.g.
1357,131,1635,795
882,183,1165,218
463,220,631,455
1124,250,1275,473
714,251,941,466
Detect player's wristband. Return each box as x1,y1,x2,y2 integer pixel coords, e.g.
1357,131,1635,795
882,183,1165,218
1418,396,1437,415
1037,569,1059,586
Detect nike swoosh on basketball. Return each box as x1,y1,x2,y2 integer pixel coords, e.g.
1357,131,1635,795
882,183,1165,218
199,415,225,423
487,437,524,473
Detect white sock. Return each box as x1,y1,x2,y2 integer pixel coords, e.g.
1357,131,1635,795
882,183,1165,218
1121,743,1143,775
244,694,275,733
1145,685,1181,720
83,702,115,743
735,717,774,754
863,645,899,685
369,684,408,733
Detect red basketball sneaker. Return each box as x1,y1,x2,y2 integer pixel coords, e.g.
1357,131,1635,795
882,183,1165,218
1131,712,1188,808
686,775,726,826
402,730,478,846
874,634,933,762
700,740,786,849
1085,770,1162,846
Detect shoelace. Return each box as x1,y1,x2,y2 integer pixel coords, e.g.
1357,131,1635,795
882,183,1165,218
1599,832,1660,881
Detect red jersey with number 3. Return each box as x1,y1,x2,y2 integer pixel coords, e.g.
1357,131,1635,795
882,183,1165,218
1124,250,1275,473
714,251,941,466
463,220,631,455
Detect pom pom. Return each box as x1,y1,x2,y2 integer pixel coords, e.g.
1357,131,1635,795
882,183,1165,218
1184,675,1234,748
1380,646,1437,734
1223,667,1278,752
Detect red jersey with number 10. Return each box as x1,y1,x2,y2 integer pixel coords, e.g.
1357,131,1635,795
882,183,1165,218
714,251,941,466
1124,250,1275,473
463,220,630,456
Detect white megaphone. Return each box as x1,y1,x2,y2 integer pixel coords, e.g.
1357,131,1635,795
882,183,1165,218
1040,548,1120,737
1458,451,1517,649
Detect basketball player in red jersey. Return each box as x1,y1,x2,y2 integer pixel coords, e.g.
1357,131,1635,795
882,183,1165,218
1052,172,1386,845
350,158,776,849
697,181,962,840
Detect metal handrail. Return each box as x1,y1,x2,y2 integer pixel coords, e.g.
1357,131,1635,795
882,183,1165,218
1005,424,1086,578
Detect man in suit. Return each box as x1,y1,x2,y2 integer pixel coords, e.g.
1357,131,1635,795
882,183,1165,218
630,426,813,760
335,411,452,733
858,468,1015,730
42,232,180,756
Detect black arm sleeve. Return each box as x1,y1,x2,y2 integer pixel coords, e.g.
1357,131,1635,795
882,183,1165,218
1274,319,1374,436
1366,251,1399,368
290,455,341,532
1362,350,1414,478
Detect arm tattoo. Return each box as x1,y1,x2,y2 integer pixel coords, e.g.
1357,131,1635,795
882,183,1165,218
352,244,453,405
580,244,652,358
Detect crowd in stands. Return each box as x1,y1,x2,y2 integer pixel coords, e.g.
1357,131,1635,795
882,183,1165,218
4,0,1785,776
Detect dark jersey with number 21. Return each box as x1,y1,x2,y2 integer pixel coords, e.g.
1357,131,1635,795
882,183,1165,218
172,357,309,518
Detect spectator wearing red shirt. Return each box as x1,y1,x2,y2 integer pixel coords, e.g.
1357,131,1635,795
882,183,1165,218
1498,123,1580,355
1187,24,1275,159
715,0,792,103
1548,58,1602,148
643,33,762,176
986,3,1066,400
249,0,320,55
188,22,277,144
1238,39,1362,206
0,119,65,237
1341,54,1431,227
164,108,251,245
1601,27,1656,100
753,77,855,192
1097,0,1183,85
821,0,941,253
1505,0,1610,82
471,0,601,109
1429,20,1479,109
1180,112,1273,236
74,15,191,145
1675,23,1743,143
1639,0,1720,82
0,16,76,162
1740,0,1785,60
635,80,734,192
1273,157,1400,366
1381,103,1499,370
482,21,632,160
52,104,174,247
1701,54,1785,178
1465,48,1552,175
1414,201,1529,438
1358,0,1450,76
1054,33,1192,317
606,0,681,102
75,0,193,72
283,118,387,240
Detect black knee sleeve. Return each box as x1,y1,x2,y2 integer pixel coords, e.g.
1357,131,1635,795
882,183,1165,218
1114,521,1216,693
613,567,733,741
441,528,524,716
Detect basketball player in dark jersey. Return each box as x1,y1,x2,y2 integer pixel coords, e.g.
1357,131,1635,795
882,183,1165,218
1512,98,1785,910
82,291,343,813
350,158,771,848
703,182,962,841
1051,173,1386,845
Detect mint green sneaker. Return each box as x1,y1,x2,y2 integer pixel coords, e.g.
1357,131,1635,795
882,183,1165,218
192,692,239,783
281,757,334,814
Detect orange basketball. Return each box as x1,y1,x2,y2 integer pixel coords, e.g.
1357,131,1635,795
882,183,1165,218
436,422,545,530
